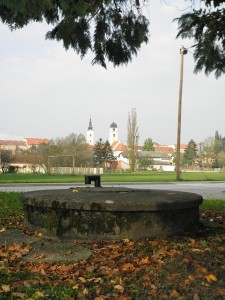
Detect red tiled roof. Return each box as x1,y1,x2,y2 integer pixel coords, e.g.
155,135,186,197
154,146,174,155
0,140,26,146
111,141,119,149
180,144,188,149
114,143,127,151
111,141,127,151
25,138,49,145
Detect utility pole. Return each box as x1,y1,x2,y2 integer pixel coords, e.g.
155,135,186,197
176,46,187,181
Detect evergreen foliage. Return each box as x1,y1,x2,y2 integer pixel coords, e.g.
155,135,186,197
214,130,225,153
182,139,198,166
0,0,149,68
93,138,115,167
213,131,225,168
175,0,225,78
1,0,225,74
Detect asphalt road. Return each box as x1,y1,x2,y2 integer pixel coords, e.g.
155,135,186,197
0,182,225,200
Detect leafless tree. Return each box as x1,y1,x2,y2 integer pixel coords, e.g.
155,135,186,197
127,108,139,172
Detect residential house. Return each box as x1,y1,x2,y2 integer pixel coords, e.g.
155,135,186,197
24,138,49,149
0,140,27,155
138,151,174,171
112,150,174,171
154,145,174,158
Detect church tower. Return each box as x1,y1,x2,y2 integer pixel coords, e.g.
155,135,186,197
109,122,118,145
87,118,94,145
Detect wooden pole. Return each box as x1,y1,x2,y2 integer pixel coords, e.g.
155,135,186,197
176,46,187,181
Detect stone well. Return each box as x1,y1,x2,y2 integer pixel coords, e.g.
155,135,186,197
21,187,203,240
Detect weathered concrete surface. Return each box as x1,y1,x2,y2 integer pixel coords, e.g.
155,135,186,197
0,229,92,263
21,187,203,240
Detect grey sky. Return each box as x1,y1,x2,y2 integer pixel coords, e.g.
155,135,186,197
0,1,224,146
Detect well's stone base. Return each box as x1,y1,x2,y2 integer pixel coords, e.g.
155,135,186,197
21,187,203,240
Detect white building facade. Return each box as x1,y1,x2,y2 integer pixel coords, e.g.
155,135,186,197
86,118,94,145
109,122,118,145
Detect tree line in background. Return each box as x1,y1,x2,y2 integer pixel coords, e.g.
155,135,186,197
1,128,225,173
180,131,225,169
0,133,114,174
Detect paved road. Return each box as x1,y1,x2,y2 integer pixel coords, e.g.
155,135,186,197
0,182,225,200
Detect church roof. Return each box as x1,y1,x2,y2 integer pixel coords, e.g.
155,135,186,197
110,122,117,128
111,141,127,151
25,138,49,145
88,118,93,130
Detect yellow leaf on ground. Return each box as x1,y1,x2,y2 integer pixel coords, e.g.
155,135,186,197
12,292,25,298
139,257,149,265
35,232,43,237
0,250,8,258
34,291,44,297
114,284,124,293
170,289,180,298
1,284,10,292
188,275,195,281
205,274,217,282
72,284,79,290
78,277,87,283
149,240,160,247
167,274,177,281
59,265,70,272
40,269,47,276
82,287,89,295
189,238,196,245
121,263,135,271
218,246,225,251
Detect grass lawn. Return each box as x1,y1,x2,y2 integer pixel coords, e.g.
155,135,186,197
0,171,224,183
0,192,225,299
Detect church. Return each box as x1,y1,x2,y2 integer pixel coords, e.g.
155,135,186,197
86,118,128,170
86,118,174,171
86,118,119,146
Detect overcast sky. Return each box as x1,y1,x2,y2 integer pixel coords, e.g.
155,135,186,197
0,1,224,146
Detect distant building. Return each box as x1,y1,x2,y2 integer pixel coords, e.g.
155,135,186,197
25,138,49,149
169,144,188,154
86,119,120,146
0,138,49,154
111,140,127,157
109,122,118,145
154,145,174,157
86,118,94,145
113,150,174,171
0,140,27,155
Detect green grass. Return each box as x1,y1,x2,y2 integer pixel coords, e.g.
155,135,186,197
0,192,24,229
0,171,224,183
0,192,22,219
201,199,225,212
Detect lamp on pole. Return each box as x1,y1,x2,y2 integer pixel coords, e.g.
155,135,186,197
176,46,187,181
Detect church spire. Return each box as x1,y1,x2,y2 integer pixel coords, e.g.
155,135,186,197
87,117,94,145
88,117,93,130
